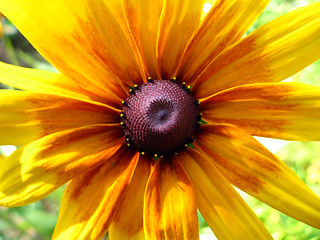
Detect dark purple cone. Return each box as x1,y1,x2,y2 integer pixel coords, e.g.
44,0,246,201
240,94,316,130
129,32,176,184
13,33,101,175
121,80,198,156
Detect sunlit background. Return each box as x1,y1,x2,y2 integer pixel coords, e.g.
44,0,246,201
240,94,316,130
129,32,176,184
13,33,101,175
0,0,320,239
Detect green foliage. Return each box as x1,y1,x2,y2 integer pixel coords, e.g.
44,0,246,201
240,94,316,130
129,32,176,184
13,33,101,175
0,187,63,240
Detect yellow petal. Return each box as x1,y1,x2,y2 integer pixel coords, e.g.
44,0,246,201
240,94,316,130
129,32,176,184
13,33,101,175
0,124,124,207
201,82,320,141
122,0,164,78
0,90,119,146
109,155,151,240
52,149,139,240
144,158,199,240
180,149,273,240
197,124,320,229
177,0,270,84
157,0,204,79
0,0,133,101
0,62,99,102
193,1,320,99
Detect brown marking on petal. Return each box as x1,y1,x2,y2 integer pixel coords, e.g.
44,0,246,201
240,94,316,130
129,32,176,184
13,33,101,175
179,28,239,84
30,99,118,121
144,162,163,238
119,218,144,238
245,102,300,112
212,119,289,138
40,32,86,79
200,113,290,138
206,29,239,63
172,160,199,239
26,94,113,113
40,45,124,107
200,124,284,165
200,102,301,123
41,130,93,156
37,108,96,126
39,123,111,145
53,144,123,186
192,36,273,98
39,31,126,107
247,154,281,175
226,51,272,82
111,157,151,237
220,138,283,176
67,144,135,201
43,136,124,190
194,1,231,53
76,18,125,79
39,127,123,181
198,124,256,148
197,37,259,81
75,14,142,86
67,164,104,200
227,68,273,88
91,154,139,239
203,84,296,104
38,126,109,158
197,127,283,193
178,0,243,83
148,167,162,218
27,95,120,137
92,195,122,238
203,148,266,193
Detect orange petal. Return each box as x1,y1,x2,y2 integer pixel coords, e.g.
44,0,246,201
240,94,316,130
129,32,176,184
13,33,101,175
122,0,164,79
144,158,199,240
196,124,320,229
52,148,140,240
65,0,145,87
0,0,137,102
180,149,273,240
157,0,204,79
109,155,151,240
0,90,119,146
0,124,123,207
192,1,320,98
200,82,320,141
177,0,270,84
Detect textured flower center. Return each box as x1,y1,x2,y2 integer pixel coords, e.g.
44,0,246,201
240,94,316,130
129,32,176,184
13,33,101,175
121,79,199,157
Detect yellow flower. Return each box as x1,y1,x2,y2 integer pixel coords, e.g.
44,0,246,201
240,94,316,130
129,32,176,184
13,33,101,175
0,0,320,239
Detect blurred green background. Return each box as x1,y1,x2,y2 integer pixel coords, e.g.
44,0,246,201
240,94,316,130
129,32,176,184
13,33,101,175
0,0,320,239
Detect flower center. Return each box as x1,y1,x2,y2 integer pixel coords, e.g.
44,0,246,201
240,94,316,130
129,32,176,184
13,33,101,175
120,79,199,157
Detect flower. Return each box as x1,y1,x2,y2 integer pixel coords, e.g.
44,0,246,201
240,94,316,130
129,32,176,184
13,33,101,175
0,0,320,239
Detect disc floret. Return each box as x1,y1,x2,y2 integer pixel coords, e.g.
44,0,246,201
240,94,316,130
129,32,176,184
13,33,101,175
120,78,201,158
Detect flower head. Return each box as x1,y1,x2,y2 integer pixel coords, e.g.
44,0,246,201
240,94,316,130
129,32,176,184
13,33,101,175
0,0,320,239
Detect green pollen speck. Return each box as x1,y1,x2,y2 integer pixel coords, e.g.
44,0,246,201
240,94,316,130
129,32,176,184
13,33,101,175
188,142,195,149
199,119,208,125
